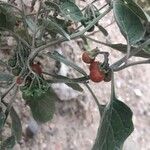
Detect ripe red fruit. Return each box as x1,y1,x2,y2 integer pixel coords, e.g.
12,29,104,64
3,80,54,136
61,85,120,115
90,69,105,82
16,76,23,84
82,51,95,64
31,63,42,75
89,61,100,71
89,61,105,82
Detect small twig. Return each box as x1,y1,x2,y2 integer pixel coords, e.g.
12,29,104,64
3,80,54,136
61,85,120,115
32,0,42,48
0,1,22,13
4,85,18,122
28,7,112,61
0,27,31,49
19,0,31,43
114,59,150,71
84,83,104,115
98,3,108,11
86,20,115,36
0,82,16,107
111,39,150,70
125,38,131,63
43,71,89,83
85,35,110,46
81,0,99,11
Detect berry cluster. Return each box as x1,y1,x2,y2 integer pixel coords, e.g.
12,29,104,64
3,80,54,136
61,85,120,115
82,50,111,83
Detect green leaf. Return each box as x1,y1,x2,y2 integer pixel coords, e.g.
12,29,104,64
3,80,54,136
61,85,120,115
44,1,61,12
121,0,148,21
143,45,150,54
47,51,87,76
0,6,16,30
60,0,75,3
22,86,57,123
97,24,108,36
10,107,22,142
92,74,134,150
107,43,150,58
113,0,145,45
0,107,6,130
65,83,83,92
0,135,16,150
26,17,38,33
45,74,86,92
16,28,32,45
60,1,83,22
92,99,134,150
0,73,13,83
0,60,8,67
39,18,70,40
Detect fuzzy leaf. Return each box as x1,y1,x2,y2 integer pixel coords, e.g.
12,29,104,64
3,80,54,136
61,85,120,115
143,45,150,54
0,135,16,150
0,6,16,30
0,73,13,83
10,107,22,142
65,83,83,92
39,18,70,40
92,98,134,150
107,43,150,58
47,51,87,76
0,108,5,130
60,1,83,21
22,86,57,123
120,0,148,21
113,0,145,45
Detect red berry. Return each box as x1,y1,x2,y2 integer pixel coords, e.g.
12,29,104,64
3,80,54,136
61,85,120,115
82,51,95,64
90,69,105,82
31,63,42,75
16,76,23,84
89,61,105,82
89,61,100,71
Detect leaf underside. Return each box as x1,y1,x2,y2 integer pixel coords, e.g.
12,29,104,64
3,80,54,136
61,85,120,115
92,98,134,150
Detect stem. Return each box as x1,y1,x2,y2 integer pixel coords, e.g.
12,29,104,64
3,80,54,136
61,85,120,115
4,85,18,122
81,0,99,11
43,72,89,83
0,27,31,49
85,35,110,46
0,82,16,107
28,7,112,61
126,38,131,63
32,0,42,48
86,36,150,69
98,3,108,11
114,59,150,71
111,39,150,70
19,0,32,45
84,83,104,114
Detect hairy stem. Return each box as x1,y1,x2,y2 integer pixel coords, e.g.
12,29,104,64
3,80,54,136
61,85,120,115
84,83,104,115
114,59,150,71
28,7,112,61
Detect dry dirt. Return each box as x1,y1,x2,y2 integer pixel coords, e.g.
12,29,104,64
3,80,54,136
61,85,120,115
0,0,150,150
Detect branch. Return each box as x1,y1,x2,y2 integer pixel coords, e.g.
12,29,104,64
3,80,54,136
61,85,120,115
0,82,16,107
28,7,112,61
84,83,104,116
114,59,150,71
0,1,22,13
85,36,150,58
0,27,31,48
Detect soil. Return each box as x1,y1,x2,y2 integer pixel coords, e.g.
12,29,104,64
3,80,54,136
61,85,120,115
0,0,150,150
